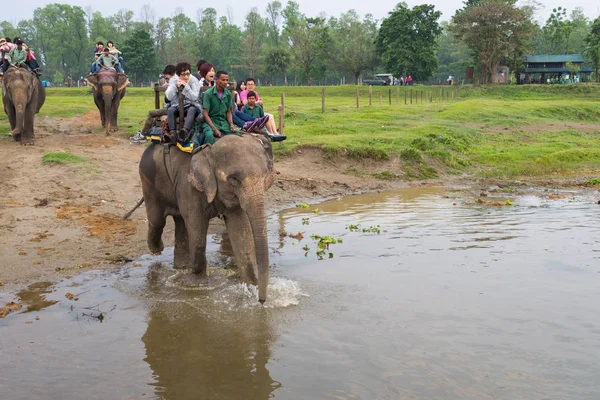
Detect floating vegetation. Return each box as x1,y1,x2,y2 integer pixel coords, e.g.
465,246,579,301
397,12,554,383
309,234,343,260
362,225,381,234
302,217,310,225
312,208,320,214
289,232,304,240
346,224,381,234
297,203,310,209
346,224,360,232
505,200,514,206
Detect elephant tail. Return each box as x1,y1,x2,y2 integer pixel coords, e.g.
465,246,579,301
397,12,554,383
123,197,145,220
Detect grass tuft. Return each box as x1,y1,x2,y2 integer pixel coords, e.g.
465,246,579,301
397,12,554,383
42,152,87,165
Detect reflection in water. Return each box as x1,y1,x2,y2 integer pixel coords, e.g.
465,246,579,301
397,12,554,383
143,301,279,399
139,261,281,399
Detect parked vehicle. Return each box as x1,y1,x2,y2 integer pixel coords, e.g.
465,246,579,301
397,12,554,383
363,77,387,86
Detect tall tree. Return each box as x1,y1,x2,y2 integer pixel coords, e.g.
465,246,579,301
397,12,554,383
242,9,267,77
435,21,472,83
265,1,283,48
328,10,378,83
452,0,534,83
585,17,600,82
376,3,442,81
0,21,21,40
288,17,330,85
197,8,218,62
121,28,159,83
32,4,89,79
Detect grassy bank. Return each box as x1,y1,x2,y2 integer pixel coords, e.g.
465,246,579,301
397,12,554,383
2,84,600,180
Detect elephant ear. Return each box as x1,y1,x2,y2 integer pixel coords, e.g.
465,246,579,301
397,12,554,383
188,150,217,204
117,75,130,92
86,74,99,90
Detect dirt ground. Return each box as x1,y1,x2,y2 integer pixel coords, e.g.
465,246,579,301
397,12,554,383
1,113,446,292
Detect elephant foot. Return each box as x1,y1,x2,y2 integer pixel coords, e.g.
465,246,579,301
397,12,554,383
149,241,164,255
110,127,119,132
20,137,34,146
12,133,21,142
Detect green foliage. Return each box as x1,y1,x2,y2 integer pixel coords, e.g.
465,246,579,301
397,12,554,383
328,10,379,82
452,0,535,84
121,29,159,82
42,152,87,165
376,3,442,81
586,17,600,83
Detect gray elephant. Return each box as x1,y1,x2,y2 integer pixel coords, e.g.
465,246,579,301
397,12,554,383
2,67,46,145
85,69,129,135
139,134,275,303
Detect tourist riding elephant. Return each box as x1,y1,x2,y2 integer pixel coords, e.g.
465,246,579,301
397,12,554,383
139,134,275,303
85,69,129,135
2,67,46,145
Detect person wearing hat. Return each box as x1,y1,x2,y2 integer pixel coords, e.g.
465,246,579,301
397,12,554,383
96,47,118,72
0,38,13,75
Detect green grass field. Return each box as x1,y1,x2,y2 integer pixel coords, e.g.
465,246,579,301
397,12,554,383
2,84,600,180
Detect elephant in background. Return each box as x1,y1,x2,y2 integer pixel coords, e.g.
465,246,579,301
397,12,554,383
85,69,128,135
139,134,275,303
2,67,46,145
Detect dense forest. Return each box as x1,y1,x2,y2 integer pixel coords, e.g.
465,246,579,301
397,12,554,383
1,1,599,85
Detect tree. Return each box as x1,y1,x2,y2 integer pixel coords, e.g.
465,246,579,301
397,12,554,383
197,8,218,62
585,17,600,82
121,29,159,83
242,9,267,77
262,48,290,84
452,0,534,83
215,16,242,72
435,21,472,83
328,11,379,83
376,3,442,81
0,21,21,40
288,17,330,85
32,4,89,80
265,1,283,47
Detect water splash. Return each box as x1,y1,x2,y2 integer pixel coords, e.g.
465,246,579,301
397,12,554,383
216,278,308,309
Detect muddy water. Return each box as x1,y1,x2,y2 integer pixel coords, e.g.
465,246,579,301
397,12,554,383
2,188,600,399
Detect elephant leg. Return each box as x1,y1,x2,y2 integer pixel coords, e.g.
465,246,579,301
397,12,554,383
185,217,210,275
144,197,166,255
95,95,106,127
223,207,258,284
173,215,190,269
5,102,18,141
110,95,122,131
20,101,36,145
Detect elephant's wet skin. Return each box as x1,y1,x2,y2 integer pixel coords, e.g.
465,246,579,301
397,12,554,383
85,69,129,135
139,134,275,302
2,67,46,145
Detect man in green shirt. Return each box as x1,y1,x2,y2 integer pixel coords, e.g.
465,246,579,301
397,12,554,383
97,48,118,71
6,40,28,67
241,91,265,119
201,71,238,145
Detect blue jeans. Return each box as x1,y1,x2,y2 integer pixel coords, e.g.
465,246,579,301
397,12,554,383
232,110,255,128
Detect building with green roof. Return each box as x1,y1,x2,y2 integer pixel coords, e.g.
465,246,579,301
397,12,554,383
520,54,593,84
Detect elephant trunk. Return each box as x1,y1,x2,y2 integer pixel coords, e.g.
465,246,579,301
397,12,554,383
242,189,270,304
103,92,113,135
12,89,27,135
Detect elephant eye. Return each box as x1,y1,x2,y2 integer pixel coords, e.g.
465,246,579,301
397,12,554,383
227,176,241,187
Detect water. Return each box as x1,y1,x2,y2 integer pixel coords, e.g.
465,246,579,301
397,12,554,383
1,188,600,399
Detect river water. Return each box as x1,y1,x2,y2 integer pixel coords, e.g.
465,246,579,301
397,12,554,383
1,188,600,399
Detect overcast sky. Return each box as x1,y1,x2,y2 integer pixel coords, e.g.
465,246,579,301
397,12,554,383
7,0,600,27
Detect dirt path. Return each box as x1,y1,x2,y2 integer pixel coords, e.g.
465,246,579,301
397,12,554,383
0,115,426,292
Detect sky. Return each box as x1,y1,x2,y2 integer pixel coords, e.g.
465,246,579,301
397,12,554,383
7,0,600,27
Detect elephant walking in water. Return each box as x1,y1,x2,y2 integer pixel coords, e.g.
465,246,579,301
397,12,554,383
85,69,129,135
2,67,46,145
139,135,275,303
